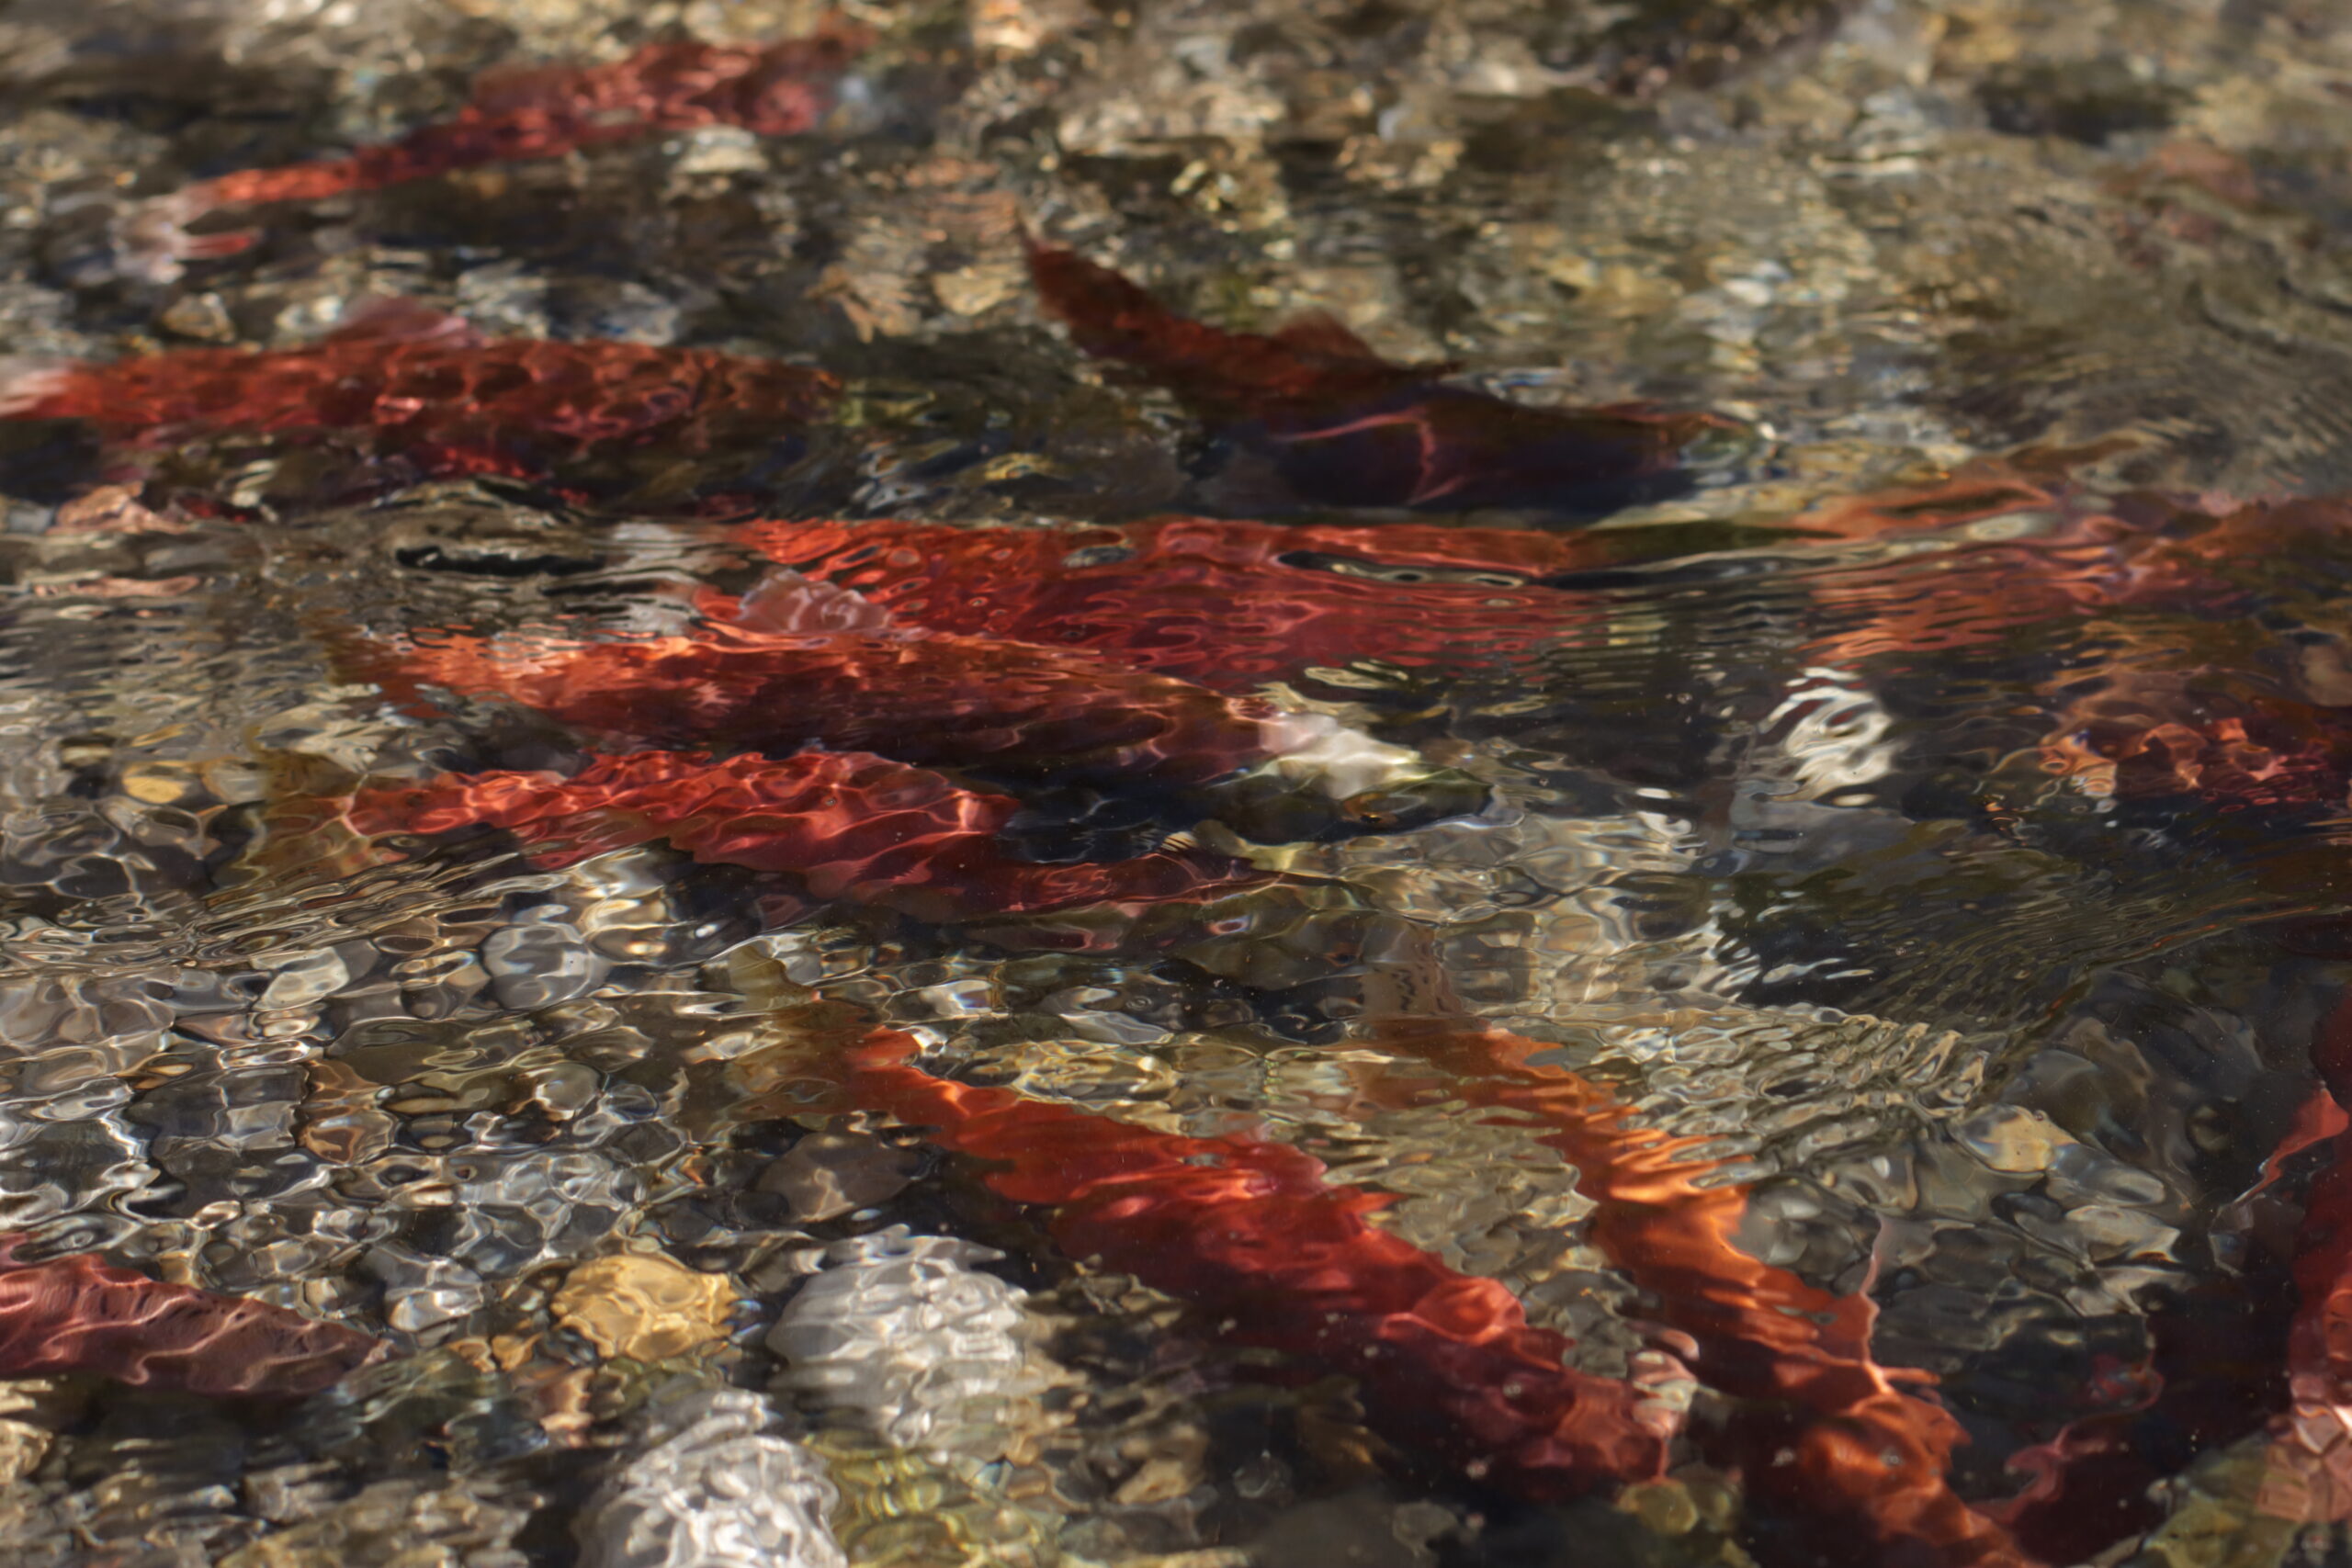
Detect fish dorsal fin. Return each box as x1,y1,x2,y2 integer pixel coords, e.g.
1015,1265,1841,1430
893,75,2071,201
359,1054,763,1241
1268,310,1385,365
1026,242,1177,347
324,298,485,348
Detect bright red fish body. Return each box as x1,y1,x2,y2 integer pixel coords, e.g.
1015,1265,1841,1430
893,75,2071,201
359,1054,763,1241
0,1235,382,1397
2265,999,2352,1521
1027,243,1729,514
331,577,1453,929
840,1015,2035,1560
725,475,2195,695
839,1024,1673,1498
345,749,1263,928
1816,490,2352,1542
1743,479,2352,858
344,620,1297,791
154,26,865,236
732,516,1615,689
0,304,837,487
1367,1021,2031,1568
2007,499,2352,897
2049,669,2352,824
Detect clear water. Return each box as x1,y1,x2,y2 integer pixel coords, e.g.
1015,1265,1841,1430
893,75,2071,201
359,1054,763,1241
2,1,2352,1564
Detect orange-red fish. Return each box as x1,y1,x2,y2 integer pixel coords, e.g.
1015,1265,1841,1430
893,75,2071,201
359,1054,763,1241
0,300,837,488
131,25,867,276
729,515,1620,689
726,475,2210,692
2044,668,2352,828
1797,483,2352,671
334,593,1419,801
344,748,1265,931
839,1024,1674,1497
839,1011,2037,1559
346,624,1283,790
0,1235,383,1396
1027,242,1731,514
2258,997,2352,1521
1363,1021,2033,1567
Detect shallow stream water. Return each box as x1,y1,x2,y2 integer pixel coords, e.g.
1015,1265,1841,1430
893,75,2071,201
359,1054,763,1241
4,1,2352,1564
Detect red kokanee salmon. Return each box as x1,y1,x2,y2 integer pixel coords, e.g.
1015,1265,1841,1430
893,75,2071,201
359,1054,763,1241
728,515,1620,688
843,1013,2035,1561
332,593,1417,798
0,300,838,481
122,22,866,279
328,562,1441,809
1358,1021,2035,1568
2263,994,2352,1524
342,748,1267,928
720,475,2185,689
0,1235,384,1397
1026,241,1733,513
836,1024,1675,1498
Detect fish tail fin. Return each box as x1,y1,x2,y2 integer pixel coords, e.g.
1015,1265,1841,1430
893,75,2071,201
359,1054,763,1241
0,359,77,418
1027,243,1420,417
108,190,254,285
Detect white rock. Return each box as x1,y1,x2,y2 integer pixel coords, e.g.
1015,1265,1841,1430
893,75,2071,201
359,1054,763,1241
580,1386,845,1568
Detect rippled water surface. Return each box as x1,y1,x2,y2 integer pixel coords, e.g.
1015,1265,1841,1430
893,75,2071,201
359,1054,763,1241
5,1,2352,1563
